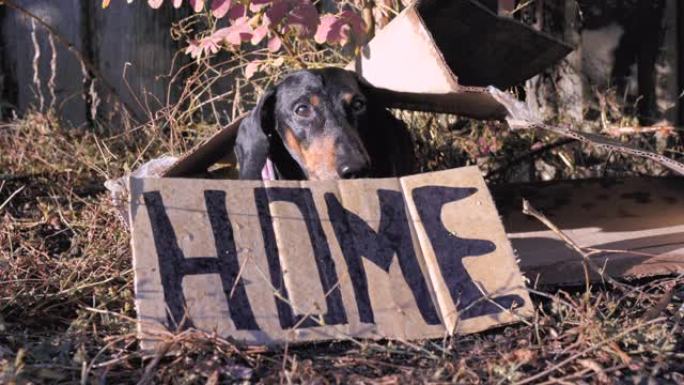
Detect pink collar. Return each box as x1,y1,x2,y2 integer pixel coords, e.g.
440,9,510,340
260,158,276,181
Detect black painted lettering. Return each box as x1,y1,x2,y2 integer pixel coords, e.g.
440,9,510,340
325,190,442,325
411,186,524,319
254,187,347,329
143,191,259,330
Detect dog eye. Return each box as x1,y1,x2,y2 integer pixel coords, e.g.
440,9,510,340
294,104,313,118
351,98,366,112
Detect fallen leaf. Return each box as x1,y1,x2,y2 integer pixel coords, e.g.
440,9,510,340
251,25,269,45
578,359,611,384
512,348,536,364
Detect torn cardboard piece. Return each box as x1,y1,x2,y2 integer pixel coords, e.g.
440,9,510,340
160,86,684,184
492,177,684,286
130,167,532,348
348,0,572,116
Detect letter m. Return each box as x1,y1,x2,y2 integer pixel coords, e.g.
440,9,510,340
325,190,441,325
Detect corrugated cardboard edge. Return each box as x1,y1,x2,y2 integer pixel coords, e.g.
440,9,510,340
347,3,460,92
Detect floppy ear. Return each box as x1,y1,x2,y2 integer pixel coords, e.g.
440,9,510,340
234,88,276,179
351,71,416,177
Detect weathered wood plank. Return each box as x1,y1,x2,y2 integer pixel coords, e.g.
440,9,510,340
1,0,86,125
87,1,190,125
0,1,193,127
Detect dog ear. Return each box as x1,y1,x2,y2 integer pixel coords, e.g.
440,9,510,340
234,88,276,179
350,71,416,176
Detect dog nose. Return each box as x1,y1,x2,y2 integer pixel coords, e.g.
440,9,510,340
339,164,369,179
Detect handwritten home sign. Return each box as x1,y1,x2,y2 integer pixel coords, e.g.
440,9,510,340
130,167,532,348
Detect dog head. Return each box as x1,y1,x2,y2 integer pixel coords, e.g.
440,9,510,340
235,68,374,180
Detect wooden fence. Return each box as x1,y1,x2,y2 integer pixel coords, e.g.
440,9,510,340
0,0,190,126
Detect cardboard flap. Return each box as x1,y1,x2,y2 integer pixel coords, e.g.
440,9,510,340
368,86,509,119
163,114,246,178
416,0,572,88
349,0,572,115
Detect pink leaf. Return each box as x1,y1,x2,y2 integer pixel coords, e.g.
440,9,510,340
227,3,246,20
339,10,366,41
185,40,203,58
285,0,319,36
211,27,231,39
314,14,338,44
264,0,288,26
245,61,261,79
315,10,366,46
185,28,228,58
267,35,282,52
211,0,231,18
189,0,204,12
220,17,253,45
173,0,183,8
251,25,269,45
148,0,164,8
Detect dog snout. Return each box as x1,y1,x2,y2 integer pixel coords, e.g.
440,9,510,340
338,162,370,179
333,133,370,179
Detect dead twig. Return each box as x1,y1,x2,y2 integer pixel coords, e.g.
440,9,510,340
513,317,666,385
0,186,25,212
136,341,174,385
486,137,576,179
489,87,684,175
641,281,676,321
603,124,675,137
522,199,631,293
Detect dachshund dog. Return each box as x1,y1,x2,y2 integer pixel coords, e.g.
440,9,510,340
234,67,415,180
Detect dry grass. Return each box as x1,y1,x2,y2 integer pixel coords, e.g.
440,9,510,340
1,107,683,384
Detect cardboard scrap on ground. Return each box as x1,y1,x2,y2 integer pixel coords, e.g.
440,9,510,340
129,167,532,348
492,177,684,285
